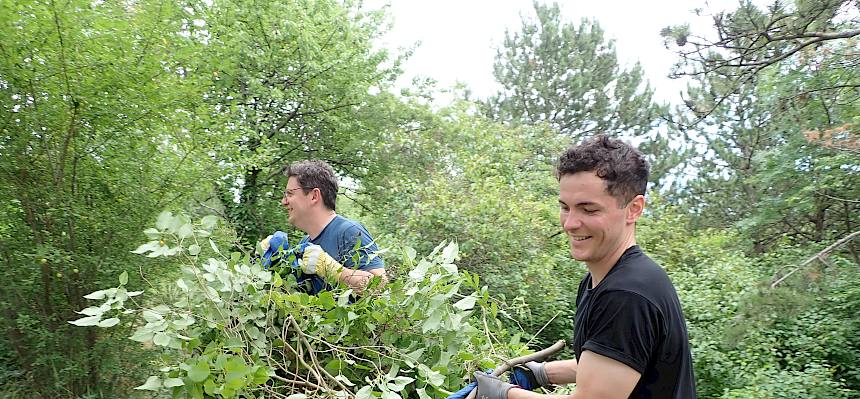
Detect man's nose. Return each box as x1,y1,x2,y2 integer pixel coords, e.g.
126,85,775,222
563,213,582,230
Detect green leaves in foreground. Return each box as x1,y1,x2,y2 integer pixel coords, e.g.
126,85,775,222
71,213,528,398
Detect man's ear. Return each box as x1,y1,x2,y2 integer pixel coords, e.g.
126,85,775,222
626,195,645,224
310,188,322,204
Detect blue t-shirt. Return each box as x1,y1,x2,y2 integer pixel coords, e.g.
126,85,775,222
296,215,384,294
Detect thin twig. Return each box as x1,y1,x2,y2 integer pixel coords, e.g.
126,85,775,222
771,230,860,288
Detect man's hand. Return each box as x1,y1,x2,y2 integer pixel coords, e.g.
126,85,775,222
510,361,550,391
474,372,516,399
445,381,477,399
259,234,273,252
301,244,344,278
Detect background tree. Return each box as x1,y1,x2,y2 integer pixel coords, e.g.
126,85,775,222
663,0,860,253
484,1,661,139
484,1,678,183
0,0,214,396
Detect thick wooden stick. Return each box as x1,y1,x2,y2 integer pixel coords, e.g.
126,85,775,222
465,340,566,399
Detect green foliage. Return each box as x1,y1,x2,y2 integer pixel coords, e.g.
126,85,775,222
639,202,859,397
359,104,582,350
665,0,860,252
73,212,528,398
0,0,214,396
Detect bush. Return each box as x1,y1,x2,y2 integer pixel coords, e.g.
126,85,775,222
70,212,531,398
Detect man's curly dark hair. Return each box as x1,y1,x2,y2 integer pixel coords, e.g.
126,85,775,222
556,135,649,207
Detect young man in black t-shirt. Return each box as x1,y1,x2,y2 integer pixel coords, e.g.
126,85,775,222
471,135,696,398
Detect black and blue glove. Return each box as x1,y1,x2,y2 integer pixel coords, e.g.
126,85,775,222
509,361,550,391
260,231,307,269
445,381,477,399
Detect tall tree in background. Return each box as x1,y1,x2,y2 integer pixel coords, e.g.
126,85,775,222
197,0,403,243
0,0,213,395
484,1,661,139
663,0,860,253
484,1,678,182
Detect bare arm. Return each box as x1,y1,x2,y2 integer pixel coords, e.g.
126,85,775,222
507,351,640,399
545,359,579,385
335,267,387,293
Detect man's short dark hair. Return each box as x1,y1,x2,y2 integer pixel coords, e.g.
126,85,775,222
556,135,649,206
285,160,338,211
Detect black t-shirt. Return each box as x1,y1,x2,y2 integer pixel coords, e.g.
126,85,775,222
573,246,697,398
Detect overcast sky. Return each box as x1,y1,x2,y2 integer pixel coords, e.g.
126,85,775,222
370,0,746,105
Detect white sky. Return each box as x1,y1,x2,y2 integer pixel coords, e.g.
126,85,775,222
370,0,747,105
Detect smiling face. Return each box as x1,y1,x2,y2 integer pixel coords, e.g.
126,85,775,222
559,171,643,271
281,176,312,229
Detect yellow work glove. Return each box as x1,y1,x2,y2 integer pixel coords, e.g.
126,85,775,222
301,244,344,279
259,235,273,253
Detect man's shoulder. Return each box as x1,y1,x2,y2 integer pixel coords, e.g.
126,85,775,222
328,215,372,237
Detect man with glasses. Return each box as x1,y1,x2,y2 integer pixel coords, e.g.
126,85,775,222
264,160,386,294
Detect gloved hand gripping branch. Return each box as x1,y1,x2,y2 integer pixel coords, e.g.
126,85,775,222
259,232,343,280
510,361,551,391
299,244,344,279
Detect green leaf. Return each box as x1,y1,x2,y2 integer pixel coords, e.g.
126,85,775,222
453,294,477,310
386,376,414,392
421,310,442,333
418,364,445,387
134,376,162,390
441,241,458,263
119,271,128,285
153,332,170,346
286,394,308,399
98,318,120,328
83,289,107,300
129,329,154,342
178,223,193,239
156,211,173,230
78,305,107,316
69,315,101,327
188,360,210,383
381,391,401,399
318,291,336,309
356,386,373,399
201,215,218,230
132,241,160,254
163,377,184,387
189,244,201,256
209,238,220,254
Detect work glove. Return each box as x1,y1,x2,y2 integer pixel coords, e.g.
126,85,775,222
445,381,477,399
473,371,517,399
300,244,344,278
510,361,550,391
260,231,291,269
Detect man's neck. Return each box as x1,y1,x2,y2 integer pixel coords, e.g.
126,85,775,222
587,234,637,288
304,211,337,240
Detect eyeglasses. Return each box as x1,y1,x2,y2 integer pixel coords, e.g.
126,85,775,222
283,187,311,198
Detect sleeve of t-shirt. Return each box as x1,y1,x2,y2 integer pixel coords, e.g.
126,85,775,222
338,224,384,271
581,290,661,374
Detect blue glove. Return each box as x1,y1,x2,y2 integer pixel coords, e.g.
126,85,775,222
510,361,550,391
445,381,477,399
260,231,308,269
